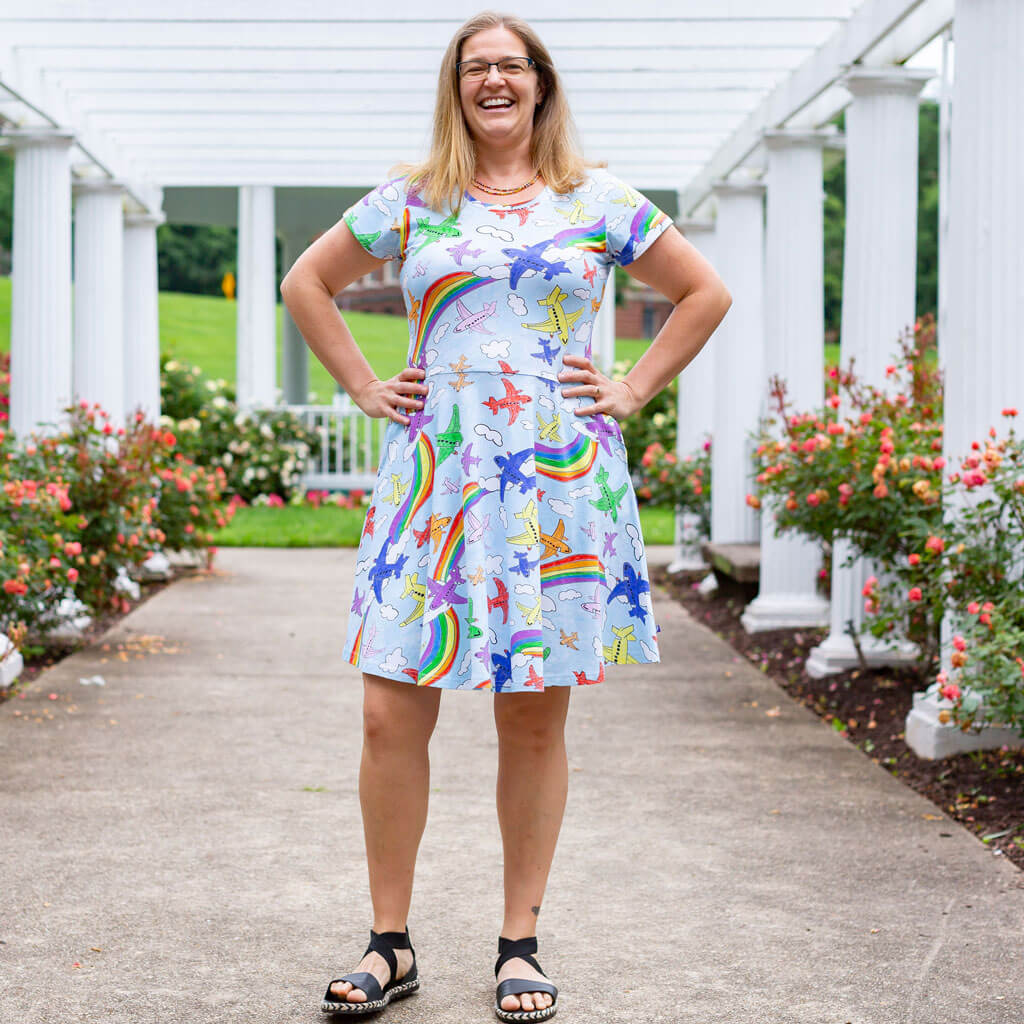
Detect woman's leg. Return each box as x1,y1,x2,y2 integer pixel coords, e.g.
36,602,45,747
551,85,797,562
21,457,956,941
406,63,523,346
492,684,572,1013
330,672,442,1003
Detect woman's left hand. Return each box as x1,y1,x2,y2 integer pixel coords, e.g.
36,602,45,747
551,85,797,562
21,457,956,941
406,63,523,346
557,353,641,422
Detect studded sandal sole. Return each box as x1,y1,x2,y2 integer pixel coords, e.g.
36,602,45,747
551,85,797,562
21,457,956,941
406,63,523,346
321,926,420,1017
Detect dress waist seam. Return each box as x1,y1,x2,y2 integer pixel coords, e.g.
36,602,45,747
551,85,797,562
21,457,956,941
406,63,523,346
422,368,560,383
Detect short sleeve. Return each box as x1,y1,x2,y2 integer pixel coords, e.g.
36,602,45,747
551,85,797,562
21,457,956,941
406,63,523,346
601,171,673,267
341,175,410,262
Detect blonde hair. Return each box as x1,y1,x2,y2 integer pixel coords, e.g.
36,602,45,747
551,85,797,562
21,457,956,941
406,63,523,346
390,10,605,214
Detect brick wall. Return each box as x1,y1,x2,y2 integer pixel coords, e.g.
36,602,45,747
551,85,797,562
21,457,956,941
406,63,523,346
616,284,674,340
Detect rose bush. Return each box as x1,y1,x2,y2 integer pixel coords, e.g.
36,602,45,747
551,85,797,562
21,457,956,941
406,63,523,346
160,357,320,502
614,356,677,476
0,430,75,643
921,411,1024,736
749,316,1024,736
635,437,712,538
21,404,177,613
750,320,947,671
0,381,231,654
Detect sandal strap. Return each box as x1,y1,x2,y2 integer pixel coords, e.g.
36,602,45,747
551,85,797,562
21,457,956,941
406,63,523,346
495,935,545,978
496,978,558,1002
325,970,384,1004
365,926,415,978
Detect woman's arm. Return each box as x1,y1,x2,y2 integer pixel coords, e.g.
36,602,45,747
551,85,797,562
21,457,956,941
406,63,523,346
558,225,731,419
279,219,428,425
618,225,731,410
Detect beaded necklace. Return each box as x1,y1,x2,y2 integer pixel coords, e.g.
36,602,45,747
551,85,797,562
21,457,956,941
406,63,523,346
471,171,541,195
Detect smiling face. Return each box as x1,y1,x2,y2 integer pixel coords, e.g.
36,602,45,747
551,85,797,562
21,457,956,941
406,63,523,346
458,25,545,151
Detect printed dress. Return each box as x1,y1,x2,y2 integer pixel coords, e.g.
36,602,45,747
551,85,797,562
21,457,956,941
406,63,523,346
341,166,672,692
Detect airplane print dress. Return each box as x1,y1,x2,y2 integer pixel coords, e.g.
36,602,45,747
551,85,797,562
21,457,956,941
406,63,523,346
341,167,671,692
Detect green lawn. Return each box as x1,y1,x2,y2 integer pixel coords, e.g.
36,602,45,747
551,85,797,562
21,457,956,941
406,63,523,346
214,502,676,548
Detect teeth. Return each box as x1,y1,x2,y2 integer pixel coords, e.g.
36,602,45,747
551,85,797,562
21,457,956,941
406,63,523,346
481,98,514,108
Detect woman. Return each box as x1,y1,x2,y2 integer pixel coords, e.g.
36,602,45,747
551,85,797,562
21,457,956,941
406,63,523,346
281,10,730,1021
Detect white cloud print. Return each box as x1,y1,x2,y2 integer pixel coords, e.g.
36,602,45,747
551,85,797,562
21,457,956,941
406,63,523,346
575,320,593,343
625,523,644,561
478,224,514,242
381,647,408,674
507,294,528,316
378,604,399,621
548,498,574,517
558,589,582,601
474,423,503,446
479,339,510,359
474,264,512,280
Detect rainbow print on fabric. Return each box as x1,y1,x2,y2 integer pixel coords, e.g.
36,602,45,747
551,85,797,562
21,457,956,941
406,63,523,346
511,628,544,659
418,607,460,686
339,166,672,692
432,512,465,582
535,431,599,481
552,217,607,253
389,433,435,543
460,480,488,524
540,554,607,591
347,611,367,666
398,207,412,261
431,481,488,581
631,202,668,245
410,272,492,367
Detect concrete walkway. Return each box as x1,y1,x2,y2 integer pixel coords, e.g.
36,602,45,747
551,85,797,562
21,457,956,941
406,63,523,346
1,547,1022,1024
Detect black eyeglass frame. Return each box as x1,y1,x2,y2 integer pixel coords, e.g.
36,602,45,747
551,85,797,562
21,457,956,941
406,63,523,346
456,56,537,78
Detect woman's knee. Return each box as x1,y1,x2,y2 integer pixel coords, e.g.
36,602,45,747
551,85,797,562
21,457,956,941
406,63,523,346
494,689,569,749
362,674,440,747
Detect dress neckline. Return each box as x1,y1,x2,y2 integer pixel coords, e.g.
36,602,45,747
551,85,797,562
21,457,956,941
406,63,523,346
463,184,552,208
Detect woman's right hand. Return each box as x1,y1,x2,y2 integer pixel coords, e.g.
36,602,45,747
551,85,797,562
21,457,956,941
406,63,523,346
352,366,429,425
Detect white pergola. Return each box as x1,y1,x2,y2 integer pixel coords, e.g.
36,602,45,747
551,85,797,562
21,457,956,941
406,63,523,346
2,1,1022,756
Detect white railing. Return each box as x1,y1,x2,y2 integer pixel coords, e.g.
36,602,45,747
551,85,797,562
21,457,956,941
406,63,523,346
285,397,388,491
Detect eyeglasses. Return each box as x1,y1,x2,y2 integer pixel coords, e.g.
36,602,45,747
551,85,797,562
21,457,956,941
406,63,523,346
456,56,535,80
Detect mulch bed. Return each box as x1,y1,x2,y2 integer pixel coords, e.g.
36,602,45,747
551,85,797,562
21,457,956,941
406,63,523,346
652,565,1024,873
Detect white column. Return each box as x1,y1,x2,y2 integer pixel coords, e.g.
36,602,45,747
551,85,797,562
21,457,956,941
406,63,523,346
72,179,127,426
236,185,277,408
281,228,310,405
807,66,932,677
123,211,165,423
742,130,831,633
906,1,1024,758
592,268,616,376
4,126,74,439
669,218,716,572
709,179,765,545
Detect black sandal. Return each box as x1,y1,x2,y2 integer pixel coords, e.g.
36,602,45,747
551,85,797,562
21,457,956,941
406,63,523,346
321,927,420,1016
493,935,558,1022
